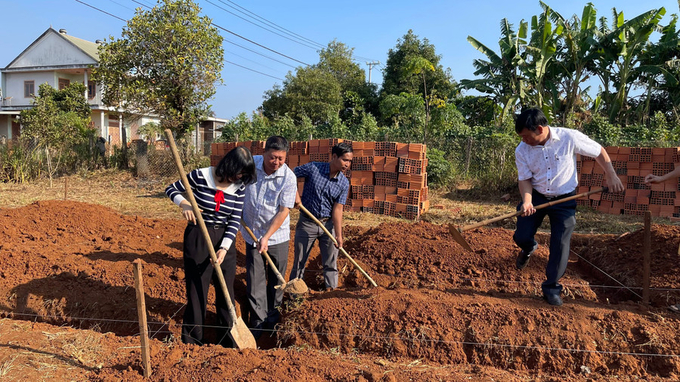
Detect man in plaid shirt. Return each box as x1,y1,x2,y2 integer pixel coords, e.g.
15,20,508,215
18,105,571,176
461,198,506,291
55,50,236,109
290,142,353,290
240,136,297,337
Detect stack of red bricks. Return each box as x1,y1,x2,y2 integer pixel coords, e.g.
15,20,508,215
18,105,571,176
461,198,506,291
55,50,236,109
576,147,680,218
210,139,429,220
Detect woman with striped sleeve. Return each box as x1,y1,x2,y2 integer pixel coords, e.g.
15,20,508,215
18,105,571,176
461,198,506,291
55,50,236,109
165,146,256,346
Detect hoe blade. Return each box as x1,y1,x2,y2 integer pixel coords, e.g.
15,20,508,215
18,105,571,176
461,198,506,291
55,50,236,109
448,224,473,252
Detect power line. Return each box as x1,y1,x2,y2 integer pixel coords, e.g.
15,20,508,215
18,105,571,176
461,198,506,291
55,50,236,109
224,60,284,81
204,0,319,50
75,0,126,22
76,0,293,80
209,0,380,64
107,0,135,11
214,0,325,49
223,38,296,69
125,0,309,66
211,23,310,66
225,49,284,73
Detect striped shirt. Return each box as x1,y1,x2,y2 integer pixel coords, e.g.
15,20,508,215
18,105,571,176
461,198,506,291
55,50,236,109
294,162,349,219
515,126,601,196
165,167,246,250
240,155,297,246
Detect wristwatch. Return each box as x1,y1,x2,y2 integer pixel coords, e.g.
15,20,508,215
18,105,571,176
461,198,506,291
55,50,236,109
219,246,228,252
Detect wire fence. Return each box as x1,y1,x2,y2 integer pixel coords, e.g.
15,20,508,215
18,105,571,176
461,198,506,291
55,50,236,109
3,310,679,360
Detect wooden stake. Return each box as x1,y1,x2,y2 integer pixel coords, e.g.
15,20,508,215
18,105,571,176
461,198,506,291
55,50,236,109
64,178,68,200
642,211,651,305
133,259,152,378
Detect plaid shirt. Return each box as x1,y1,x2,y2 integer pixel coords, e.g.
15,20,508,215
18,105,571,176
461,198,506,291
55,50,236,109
240,155,297,246
294,162,349,219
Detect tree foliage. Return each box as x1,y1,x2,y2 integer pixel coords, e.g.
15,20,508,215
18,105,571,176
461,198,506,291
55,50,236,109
20,83,93,183
381,30,457,102
93,0,224,140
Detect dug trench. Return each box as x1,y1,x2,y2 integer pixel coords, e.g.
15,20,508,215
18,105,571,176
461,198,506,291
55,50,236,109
0,200,678,380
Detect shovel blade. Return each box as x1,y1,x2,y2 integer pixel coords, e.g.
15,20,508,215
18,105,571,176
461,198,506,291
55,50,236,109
448,224,474,252
230,317,257,350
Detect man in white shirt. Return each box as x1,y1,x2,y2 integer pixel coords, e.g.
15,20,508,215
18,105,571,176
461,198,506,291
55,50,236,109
240,136,297,337
513,108,624,306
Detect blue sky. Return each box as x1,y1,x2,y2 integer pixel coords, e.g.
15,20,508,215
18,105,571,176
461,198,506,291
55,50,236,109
1,0,678,120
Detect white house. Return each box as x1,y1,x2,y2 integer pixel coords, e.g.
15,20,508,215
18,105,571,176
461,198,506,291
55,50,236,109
1,27,225,153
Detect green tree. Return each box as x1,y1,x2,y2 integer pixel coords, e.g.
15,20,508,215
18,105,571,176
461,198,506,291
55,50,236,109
261,40,377,127
262,66,343,126
461,19,529,126
548,2,599,126
20,83,92,185
93,0,224,140
381,30,457,105
592,7,666,123
525,4,563,114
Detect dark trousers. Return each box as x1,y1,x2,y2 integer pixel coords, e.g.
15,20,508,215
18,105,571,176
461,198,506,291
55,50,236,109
290,214,338,289
513,190,576,296
245,241,289,332
181,224,237,346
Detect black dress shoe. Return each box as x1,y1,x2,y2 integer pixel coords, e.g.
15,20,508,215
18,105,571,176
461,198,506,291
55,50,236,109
516,244,537,270
544,293,563,306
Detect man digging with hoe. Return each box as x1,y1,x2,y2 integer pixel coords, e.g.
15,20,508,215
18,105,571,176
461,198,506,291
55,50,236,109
513,108,624,306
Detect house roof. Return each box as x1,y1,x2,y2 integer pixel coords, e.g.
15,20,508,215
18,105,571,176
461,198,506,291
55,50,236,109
3,27,100,70
60,32,99,61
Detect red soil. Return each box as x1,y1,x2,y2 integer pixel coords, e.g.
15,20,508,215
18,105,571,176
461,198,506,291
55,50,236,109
0,200,678,381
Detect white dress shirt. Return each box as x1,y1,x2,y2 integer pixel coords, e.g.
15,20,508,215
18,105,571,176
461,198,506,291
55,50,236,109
515,127,601,196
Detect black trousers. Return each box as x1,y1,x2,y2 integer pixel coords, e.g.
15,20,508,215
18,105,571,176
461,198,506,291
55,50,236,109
181,223,237,346
245,241,289,332
513,189,576,296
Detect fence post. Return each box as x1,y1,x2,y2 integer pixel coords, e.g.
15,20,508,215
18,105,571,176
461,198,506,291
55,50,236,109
132,259,152,378
643,211,651,305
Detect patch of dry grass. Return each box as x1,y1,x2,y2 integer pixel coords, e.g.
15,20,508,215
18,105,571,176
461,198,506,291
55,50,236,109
2,171,673,235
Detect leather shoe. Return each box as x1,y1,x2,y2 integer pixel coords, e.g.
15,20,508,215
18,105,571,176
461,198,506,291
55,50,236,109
516,244,537,270
544,293,563,306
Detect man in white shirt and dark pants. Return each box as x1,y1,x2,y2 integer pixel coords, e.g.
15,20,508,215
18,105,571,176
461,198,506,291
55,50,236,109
240,136,297,338
513,108,624,306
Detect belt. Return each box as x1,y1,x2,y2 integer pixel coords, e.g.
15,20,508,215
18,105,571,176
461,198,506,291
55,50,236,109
536,190,575,201
302,214,330,223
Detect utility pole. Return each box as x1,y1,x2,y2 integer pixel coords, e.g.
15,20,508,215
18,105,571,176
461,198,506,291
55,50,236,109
366,61,380,84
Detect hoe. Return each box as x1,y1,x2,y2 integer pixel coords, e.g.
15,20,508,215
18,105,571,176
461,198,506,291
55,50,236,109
449,187,607,252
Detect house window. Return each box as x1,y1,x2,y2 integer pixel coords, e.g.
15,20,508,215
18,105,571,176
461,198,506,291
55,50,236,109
58,78,70,90
88,81,96,99
24,81,35,97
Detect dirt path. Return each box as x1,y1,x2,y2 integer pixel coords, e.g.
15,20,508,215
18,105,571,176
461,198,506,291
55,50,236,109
0,200,678,381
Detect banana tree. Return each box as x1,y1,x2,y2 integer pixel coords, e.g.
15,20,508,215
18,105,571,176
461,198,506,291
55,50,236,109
546,2,599,126
636,14,680,123
592,7,666,124
525,4,563,117
461,18,529,127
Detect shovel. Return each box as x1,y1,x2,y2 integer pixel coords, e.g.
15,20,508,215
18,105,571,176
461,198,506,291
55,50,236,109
298,204,378,287
241,223,308,294
164,129,256,350
449,187,607,252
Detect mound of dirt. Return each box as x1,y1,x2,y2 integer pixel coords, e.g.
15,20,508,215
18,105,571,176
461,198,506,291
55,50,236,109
572,226,680,305
0,200,679,381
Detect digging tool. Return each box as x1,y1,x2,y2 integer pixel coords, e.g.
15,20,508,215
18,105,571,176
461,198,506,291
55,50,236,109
449,187,608,252
297,204,378,287
241,223,308,294
164,129,256,350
